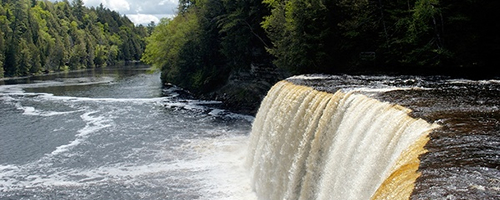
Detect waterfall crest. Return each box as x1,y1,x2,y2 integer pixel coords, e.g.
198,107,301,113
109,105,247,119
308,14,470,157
247,81,439,200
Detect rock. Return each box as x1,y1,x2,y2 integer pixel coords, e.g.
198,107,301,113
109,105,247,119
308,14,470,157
208,63,289,115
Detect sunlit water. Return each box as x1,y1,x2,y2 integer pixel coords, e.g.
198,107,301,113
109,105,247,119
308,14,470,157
0,66,256,200
288,75,500,199
1,68,499,199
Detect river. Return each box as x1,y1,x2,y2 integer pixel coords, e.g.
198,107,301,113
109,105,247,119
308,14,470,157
286,75,500,199
0,65,255,199
1,66,499,199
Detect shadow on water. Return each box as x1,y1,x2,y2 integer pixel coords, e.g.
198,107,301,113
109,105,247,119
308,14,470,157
0,64,154,86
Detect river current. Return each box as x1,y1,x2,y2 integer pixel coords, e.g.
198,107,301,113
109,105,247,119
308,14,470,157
0,66,255,199
287,75,500,199
1,66,499,199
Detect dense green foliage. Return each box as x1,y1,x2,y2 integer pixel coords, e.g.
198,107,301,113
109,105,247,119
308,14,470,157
0,0,148,78
142,0,271,93
143,0,499,93
262,0,499,74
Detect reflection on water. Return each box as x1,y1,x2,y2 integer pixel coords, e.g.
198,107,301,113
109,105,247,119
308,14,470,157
1,68,499,199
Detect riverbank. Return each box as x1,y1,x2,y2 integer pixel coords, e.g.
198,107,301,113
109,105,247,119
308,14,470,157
195,63,500,115
0,62,148,85
199,64,289,115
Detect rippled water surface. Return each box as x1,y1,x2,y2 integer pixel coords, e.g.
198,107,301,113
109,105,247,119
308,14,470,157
2,69,499,199
0,66,255,200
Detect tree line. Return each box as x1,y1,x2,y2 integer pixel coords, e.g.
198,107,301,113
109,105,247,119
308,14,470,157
0,0,149,78
142,0,499,95
142,0,272,94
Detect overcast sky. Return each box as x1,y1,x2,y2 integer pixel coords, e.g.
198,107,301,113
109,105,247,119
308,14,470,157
50,0,179,25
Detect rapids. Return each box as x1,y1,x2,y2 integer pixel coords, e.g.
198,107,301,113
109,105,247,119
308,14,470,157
0,66,256,199
1,68,499,199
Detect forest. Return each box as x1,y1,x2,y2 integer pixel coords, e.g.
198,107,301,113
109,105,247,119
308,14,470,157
0,0,149,78
142,0,500,95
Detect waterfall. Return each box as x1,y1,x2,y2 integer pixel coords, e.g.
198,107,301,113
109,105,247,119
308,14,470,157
247,81,439,200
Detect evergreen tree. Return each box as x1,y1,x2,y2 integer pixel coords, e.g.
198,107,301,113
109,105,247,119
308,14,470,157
218,0,272,70
143,0,273,93
0,0,149,77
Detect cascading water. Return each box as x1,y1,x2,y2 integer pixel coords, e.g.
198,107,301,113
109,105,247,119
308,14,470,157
2,68,498,199
247,81,439,200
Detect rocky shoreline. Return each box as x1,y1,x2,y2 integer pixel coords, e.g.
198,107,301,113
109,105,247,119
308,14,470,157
199,64,289,115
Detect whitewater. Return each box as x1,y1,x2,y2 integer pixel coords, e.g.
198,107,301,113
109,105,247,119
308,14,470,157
0,66,256,199
2,66,498,199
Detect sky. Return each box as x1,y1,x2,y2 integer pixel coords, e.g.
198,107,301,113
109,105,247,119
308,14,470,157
50,0,179,25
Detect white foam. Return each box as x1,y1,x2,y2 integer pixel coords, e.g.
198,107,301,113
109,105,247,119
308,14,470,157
448,79,500,85
0,129,257,200
1,75,258,198
344,86,429,94
0,165,20,178
14,102,82,117
289,74,330,80
209,108,225,116
68,96,167,103
0,135,256,197
50,111,113,156
0,84,26,94
0,167,17,190
181,135,257,200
